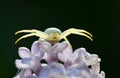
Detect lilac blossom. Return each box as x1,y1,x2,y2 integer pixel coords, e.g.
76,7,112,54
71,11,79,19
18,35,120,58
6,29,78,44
14,40,105,78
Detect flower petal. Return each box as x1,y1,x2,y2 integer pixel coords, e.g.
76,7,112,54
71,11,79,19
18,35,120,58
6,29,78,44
79,48,91,57
62,45,73,55
91,74,100,78
53,41,68,54
30,58,42,75
13,69,25,78
31,41,40,55
38,66,50,78
18,47,31,58
14,69,32,78
26,75,37,78
91,63,100,74
21,58,32,65
67,63,90,77
15,59,32,69
23,69,32,77
26,74,37,78
49,62,66,74
85,54,98,65
72,49,86,64
40,41,52,54
99,71,105,78
21,58,41,72
49,62,66,78
58,45,73,62
38,62,66,78
58,52,66,62
31,41,45,59
42,52,52,64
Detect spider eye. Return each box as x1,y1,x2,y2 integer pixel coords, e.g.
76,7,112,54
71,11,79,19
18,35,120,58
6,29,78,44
44,27,62,35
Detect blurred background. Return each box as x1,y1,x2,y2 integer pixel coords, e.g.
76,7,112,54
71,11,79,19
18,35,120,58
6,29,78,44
1,0,120,78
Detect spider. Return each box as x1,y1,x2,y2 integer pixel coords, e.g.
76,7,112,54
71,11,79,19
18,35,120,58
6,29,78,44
15,27,93,47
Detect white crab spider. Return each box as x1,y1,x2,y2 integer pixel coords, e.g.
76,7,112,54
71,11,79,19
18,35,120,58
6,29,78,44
15,27,93,47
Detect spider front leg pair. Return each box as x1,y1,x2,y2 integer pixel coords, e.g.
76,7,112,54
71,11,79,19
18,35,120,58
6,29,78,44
59,28,93,47
15,29,49,44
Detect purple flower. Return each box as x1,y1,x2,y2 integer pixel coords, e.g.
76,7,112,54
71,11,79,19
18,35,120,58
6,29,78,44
41,41,68,64
38,62,66,78
13,69,37,78
58,47,100,68
14,41,44,77
14,40,105,78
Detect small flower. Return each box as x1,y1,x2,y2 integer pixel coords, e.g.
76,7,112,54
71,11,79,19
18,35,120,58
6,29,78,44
41,41,68,64
91,62,105,78
13,69,32,78
66,62,91,78
14,41,44,77
58,47,100,68
38,62,66,78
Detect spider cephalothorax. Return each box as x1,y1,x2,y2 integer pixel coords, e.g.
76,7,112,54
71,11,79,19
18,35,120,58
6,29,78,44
15,27,93,47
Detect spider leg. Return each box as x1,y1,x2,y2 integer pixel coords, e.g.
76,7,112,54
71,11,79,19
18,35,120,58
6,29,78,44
60,28,93,42
75,29,93,37
15,30,35,35
60,28,93,40
59,28,75,47
64,37,72,47
60,28,73,39
31,29,49,37
15,33,41,44
15,29,49,39
71,30,93,41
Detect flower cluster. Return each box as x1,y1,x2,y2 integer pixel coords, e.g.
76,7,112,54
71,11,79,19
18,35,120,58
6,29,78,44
14,40,105,78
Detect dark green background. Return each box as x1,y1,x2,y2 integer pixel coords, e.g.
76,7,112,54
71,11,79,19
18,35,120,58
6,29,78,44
1,0,120,78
